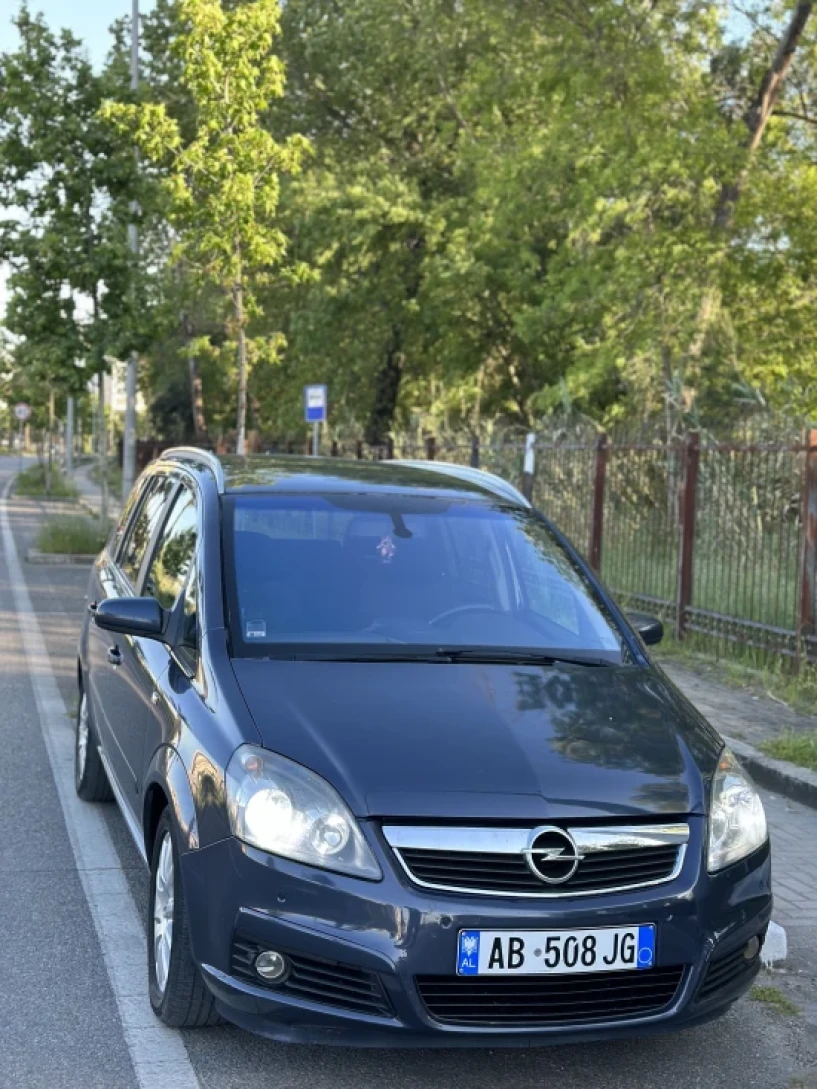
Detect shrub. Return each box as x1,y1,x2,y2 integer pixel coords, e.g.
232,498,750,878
15,463,79,499
36,515,110,555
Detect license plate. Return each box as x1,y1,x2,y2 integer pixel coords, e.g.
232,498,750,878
456,925,655,976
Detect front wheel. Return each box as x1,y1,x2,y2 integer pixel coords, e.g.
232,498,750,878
148,810,220,1028
74,690,113,802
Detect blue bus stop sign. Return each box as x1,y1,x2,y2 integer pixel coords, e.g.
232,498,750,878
304,384,327,424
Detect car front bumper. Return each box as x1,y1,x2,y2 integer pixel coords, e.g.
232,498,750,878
181,825,772,1047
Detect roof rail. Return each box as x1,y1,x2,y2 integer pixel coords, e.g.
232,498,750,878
389,460,530,508
159,446,225,493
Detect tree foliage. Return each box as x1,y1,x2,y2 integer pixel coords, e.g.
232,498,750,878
3,0,817,444
102,0,309,452
0,6,141,400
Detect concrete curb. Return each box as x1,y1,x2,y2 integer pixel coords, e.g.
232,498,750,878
724,735,817,812
26,549,97,566
14,492,79,504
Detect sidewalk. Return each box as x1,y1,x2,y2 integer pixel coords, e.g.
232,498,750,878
71,460,121,521
662,659,817,750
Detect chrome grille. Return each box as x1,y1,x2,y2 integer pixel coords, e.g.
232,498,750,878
383,823,689,897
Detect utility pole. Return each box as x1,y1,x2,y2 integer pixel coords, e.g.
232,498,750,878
122,0,139,500
66,396,75,474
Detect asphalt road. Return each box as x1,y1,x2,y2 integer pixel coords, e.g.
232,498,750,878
0,456,813,1089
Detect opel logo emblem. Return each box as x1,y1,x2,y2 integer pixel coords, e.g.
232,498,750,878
524,826,582,884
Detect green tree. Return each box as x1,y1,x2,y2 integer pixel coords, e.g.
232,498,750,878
103,0,309,454
0,4,142,504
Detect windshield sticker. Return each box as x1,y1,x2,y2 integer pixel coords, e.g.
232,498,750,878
377,535,397,563
245,620,267,639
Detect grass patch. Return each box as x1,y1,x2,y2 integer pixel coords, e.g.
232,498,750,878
15,463,79,499
750,984,799,1016
760,732,817,772
36,515,111,555
654,631,817,716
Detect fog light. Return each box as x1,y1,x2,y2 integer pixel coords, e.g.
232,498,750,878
255,950,290,983
743,936,761,961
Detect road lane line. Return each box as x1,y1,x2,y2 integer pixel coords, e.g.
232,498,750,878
0,480,202,1089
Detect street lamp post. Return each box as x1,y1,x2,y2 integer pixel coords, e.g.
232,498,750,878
122,0,139,500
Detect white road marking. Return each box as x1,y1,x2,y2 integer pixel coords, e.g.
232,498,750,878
0,480,202,1089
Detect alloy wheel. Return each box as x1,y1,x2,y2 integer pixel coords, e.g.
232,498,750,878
153,831,175,995
76,694,89,783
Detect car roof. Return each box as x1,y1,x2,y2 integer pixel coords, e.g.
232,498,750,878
159,449,530,508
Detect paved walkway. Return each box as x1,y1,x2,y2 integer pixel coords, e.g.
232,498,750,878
663,658,817,748
70,460,121,521
762,792,817,929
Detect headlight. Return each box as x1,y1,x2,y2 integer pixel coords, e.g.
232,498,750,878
225,745,381,880
707,748,767,872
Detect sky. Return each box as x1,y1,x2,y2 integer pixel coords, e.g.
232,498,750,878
0,0,156,70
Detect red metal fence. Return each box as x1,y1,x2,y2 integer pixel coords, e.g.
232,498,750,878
136,426,817,663
529,429,817,664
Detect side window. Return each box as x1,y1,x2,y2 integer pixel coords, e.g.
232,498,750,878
112,478,145,560
143,485,198,609
119,476,175,588
179,560,199,666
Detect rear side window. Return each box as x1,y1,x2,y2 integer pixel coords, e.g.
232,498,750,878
143,485,198,609
112,478,146,561
119,476,175,588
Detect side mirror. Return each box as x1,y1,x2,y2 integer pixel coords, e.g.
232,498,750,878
94,597,165,639
627,611,664,646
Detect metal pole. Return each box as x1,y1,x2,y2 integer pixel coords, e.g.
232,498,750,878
312,421,320,457
18,419,23,475
66,396,75,475
122,0,139,500
522,432,536,501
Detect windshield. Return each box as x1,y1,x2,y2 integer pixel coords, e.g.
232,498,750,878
223,494,625,660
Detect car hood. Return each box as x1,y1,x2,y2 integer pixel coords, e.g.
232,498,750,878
230,660,722,821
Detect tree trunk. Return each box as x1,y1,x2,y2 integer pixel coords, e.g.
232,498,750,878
98,366,108,524
181,311,208,442
366,324,403,445
188,353,208,443
235,281,248,456
46,387,55,495
686,2,813,364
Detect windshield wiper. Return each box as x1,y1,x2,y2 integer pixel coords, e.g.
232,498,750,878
287,646,619,666
433,647,619,667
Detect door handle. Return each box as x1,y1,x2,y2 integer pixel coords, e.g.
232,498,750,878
107,646,123,667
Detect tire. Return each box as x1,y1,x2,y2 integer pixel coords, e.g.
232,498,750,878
75,689,113,802
148,809,220,1028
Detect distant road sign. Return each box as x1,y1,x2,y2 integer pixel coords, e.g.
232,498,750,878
14,403,31,422
304,385,327,424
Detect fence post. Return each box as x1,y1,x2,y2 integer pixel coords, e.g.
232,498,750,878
355,440,363,460
798,428,817,648
331,439,339,457
385,436,395,460
522,433,536,501
675,431,700,640
426,435,436,461
588,432,608,573
470,434,480,469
